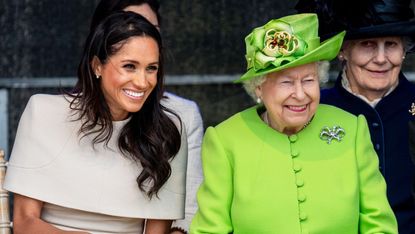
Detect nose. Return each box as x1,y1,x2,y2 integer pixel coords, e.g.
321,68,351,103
373,45,387,64
131,71,147,88
292,82,305,100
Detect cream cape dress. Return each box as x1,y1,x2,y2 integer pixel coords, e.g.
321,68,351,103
4,94,187,233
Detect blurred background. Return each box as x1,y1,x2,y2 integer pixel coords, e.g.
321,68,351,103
1,0,414,157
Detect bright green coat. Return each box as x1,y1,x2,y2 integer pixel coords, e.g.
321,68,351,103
190,104,397,234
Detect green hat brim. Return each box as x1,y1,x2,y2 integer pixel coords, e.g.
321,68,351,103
235,31,345,83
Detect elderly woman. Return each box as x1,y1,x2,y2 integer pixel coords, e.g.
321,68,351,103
296,1,415,233
190,13,397,233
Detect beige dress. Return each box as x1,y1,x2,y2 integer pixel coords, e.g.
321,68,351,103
4,94,187,233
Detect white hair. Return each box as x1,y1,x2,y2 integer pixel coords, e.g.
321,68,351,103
242,62,329,102
242,75,266,101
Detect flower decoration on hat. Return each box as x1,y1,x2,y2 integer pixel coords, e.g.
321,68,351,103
236,14,345,83
246,20,308,71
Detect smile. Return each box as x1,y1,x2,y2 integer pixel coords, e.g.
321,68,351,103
287,105,307,112
123,89,144,98
367,69,389,77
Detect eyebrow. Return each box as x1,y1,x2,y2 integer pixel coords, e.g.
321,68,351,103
121,60,159,65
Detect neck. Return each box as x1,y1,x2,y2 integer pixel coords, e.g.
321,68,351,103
262,111,310,135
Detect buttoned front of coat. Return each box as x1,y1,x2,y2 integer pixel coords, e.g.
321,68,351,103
190,104,397,234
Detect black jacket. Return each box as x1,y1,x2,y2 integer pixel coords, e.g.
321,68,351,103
321,72,415,234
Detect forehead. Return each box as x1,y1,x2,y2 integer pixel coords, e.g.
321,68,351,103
111,36,159,59
347,36,403,46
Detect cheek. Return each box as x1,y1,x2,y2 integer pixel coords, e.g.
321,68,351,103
349,54,371,66
262,86,282,102
148,75,158,90
389,55,404,66
102,77,121,93
100,73,127,97
345,47,372,65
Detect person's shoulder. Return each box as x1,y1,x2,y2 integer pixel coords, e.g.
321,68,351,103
214,106,256,131
161,92,202,129
318,104,357,119
27,93,68,108
320,86,342,103
321,86,338,96
162,92,199,109
24,94,71,121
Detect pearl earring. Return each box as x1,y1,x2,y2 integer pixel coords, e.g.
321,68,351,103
338,54,344,60
256,97,262,104
402,55,406,60
95,74,100,79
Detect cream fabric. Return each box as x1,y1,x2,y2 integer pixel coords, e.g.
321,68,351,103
162,92,204,231
41,203,143,233
4,94,187,232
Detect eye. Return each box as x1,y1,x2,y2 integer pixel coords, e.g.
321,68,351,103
123,63,136,70
360,40,376,48
303,78,315,83
280,80,291,84
385,41,398,48
146,65,159,73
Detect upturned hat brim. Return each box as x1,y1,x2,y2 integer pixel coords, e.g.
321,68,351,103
235,31,345,83
345,21,415,40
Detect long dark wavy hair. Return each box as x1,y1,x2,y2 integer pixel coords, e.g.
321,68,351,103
90,0,161,31
68,11,181,198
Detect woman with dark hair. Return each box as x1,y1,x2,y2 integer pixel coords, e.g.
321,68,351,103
89,1,204,233
4,11,187,233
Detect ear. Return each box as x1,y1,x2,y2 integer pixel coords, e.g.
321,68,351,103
91,56,103,76
338,51,345,61
255,84,262,100
339,42,351,61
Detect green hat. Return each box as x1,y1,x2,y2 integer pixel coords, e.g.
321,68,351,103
236,13,345,83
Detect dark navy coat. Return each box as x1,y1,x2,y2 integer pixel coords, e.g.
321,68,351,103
321,72,415,234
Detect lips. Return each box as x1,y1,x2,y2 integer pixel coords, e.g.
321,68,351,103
366,69,389,78
286,105,307,112
123,89,144,99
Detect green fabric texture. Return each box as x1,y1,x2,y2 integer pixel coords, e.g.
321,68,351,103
190,104,397,234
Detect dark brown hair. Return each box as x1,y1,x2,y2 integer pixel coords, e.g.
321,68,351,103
68,11,181,198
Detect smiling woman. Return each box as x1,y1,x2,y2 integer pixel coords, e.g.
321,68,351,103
340,37,405,101
190,13,397,234
4,12,187,234
255,62,319,135
92,36,160,121
296,1,415,232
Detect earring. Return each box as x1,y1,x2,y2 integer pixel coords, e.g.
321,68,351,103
95,74,100,79
338,54,344,60
256,97,262,104
402,55,406,60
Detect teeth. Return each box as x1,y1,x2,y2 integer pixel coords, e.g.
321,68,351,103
124,89,144,97
288,105,306,110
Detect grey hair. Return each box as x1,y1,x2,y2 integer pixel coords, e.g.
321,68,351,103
403,36,415,53
242,62,329,102
242,75,266,102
